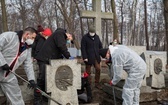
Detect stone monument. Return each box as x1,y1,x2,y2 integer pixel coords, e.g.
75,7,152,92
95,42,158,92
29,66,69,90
46,59,81,105
144,51,167,88
80,0,113,40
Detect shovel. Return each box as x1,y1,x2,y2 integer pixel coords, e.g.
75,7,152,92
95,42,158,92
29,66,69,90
9,70,62,105
105,61,117,105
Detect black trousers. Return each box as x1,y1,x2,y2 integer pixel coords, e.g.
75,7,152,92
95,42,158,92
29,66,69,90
77,77,92,100
37,61,46,91
34,60,47,101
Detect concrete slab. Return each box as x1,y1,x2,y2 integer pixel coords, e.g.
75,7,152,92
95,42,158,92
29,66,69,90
103,83,168,103
145,51,167,88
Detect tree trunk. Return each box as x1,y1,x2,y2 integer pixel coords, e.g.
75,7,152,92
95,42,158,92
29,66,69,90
120,0,124,44
111,0,119,42
102,20,105,47
144,0,149,50
73,0,84,36
84,0,90,31
137,10,141,45
104,0,109,47
55,0,60,27
1,0,8,32
163,0,168,65
33,0,44,25
128,0,137,45
132,0,138,45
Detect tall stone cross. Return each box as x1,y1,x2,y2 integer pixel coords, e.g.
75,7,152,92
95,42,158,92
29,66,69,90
81,0,113,41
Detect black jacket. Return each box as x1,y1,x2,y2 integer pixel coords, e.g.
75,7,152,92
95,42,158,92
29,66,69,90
32,34,46,59
35,28,70,63
81,33,102,65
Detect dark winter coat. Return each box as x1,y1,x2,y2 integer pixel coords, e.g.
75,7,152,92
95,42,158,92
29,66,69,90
31,34,46,59
35,28,70,63
81,33,102,65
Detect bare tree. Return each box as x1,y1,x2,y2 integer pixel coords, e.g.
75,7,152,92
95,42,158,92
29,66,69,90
102,0,109,47
30,0,44,25
10,0,28,29
73,0,84,36
83,0,91,31
144,0,149,50
126,0,138,45
56,0,76,33
1,0,8,31
131,0,137,45
119,0,124,44
1,0,166,51
163,0,168,65
111,0,119,42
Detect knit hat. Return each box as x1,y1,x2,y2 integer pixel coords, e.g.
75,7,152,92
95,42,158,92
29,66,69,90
99,48,108,58
42,28,52,36
37,25,44,32
89,26,95,33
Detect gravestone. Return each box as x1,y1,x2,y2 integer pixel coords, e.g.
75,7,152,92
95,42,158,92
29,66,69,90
80,0,113,40
46,59,81,105
145,51,167,88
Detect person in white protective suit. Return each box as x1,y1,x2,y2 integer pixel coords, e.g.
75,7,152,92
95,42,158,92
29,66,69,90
99,44,146,105
0,27,37,105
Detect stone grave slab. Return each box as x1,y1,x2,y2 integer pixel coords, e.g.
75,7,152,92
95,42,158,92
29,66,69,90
102,83,168,103
46,59,81,105
145,51,167,88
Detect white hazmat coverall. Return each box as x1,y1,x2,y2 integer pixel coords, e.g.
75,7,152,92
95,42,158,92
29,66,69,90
109,45,146,105
0,32,35,105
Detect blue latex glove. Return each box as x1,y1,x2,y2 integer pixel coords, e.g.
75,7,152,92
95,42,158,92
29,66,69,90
69,56,74,60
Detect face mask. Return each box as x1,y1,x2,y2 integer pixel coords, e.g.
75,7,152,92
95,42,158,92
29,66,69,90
25,39,34,45
66,40,71,44
89,32,95,36
45,36,48,39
